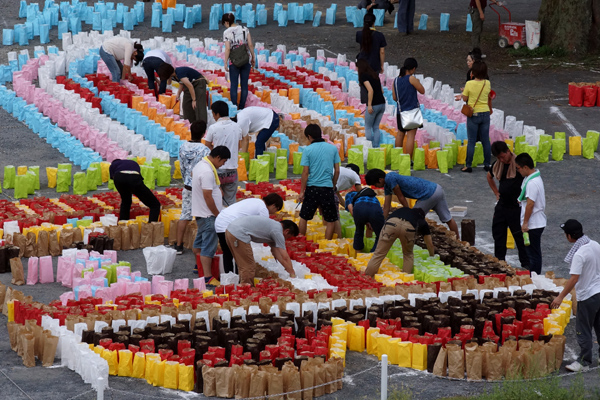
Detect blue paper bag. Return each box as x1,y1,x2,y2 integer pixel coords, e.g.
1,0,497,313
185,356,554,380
235,4,242,21
326,6,336,25
394,11,398,28
193,4,202,23
19,0,27,18
374,9,384,26
69,17,81,34
123,11,134,30
25,22,34,39
241,4,252,23
295,7,305,24
209,11,219,30
440,13,450,31
466,13,472,32
288,3,297,20
247,10,256,27
108,10,117,27
2,29,14,46
102,18,112,33
224,3,232,14
353,8,365,28
18,25,29,45
151,8,161,27
40,24,50,44
313,10,321,27
183,9,194,28
456,123,467,141
345,6,356,24
257,9,267,25
135,3,144,23
274,3,282,21
278,11,288,27
304,3,314,21
93,12,102,30
166,8,175,24
418,13,428,30
116,3,125,23
175,4,185,22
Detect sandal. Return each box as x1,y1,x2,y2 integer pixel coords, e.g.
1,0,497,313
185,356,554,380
461,167,472,173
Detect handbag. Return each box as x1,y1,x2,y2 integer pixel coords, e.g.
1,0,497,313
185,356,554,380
400,107,424,130
461,81,486,118
228,27,250,68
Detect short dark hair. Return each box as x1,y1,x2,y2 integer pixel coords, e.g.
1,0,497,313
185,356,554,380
304,124,322,140
221,13,235,26
346,164,360,175
263,193,284,211
491,141,509,157
211,101,229,118
281,220,299,236
515,153,534,169
210,145,231,160
471,60,488,80
133,42,144,66
365,169,386,186
469,47,483,61
157,63,174,81
190,120,207,141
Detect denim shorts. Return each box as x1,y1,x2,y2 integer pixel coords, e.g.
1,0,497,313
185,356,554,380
180,189,192,221
193,216,218,257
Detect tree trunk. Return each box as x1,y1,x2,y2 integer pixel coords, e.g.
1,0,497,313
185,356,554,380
538,0,600,54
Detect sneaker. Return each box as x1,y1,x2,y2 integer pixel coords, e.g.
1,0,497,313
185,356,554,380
565,361,589,372
193,265,198,274
174,244,184,255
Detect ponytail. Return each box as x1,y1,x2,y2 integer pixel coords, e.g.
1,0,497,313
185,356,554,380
361,13,376,54
133,42,144,66
400,67,407,77
399,58,418,77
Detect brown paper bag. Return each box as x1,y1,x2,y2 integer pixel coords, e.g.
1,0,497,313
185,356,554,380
140,223,153,248
2,286,13,316
324,359,337,394
447,347,465,379
12,233,26,257
23,333,36,367
433,346,448,376
267,370,284,400
119,225,131,251
60,229,75,249
26,320,44,359
215,365,235,398
282,361,301,400
545,341,557,372
168,219,178,245
465,343,482,381
334,357,343,390
202,365,216,397
312,359,325,397
505,350,525,379
73,227,83,243
526,343,547,378
0,282,7,313
42,332,59,367
24,232,36,258
151,222,165,247
248,369,268,399
129,224,140,249
36,230,49,257
486,351,504,381
108,226,122,251
480,341,497,378
48,230,61,256
7,321,19,351
10,257,25,285
235,365,256,399
549,335,566,368
300,360,314,400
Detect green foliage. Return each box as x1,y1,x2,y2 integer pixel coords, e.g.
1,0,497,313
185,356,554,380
508,45,567,58
388,384,414,400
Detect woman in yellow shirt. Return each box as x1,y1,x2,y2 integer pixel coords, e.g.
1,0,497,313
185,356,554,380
461,61,492,173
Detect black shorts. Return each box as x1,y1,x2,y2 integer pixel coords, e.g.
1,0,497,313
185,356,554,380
300,186,339,223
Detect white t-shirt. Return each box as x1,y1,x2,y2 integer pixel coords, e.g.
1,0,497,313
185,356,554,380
204,118,245,170
102,37,135,66
223,25,250,46
144,49,172,64
336,167,361,192
519,174,546,229
191,159,223,218
570,240,600,301
236,107,274,137
214,198,269,233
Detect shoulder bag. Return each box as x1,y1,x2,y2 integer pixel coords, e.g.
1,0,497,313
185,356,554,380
229,27,250,68
396,76,424,131
461,81,486,118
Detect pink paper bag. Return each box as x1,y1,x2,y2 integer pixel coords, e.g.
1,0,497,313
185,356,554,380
57,257,74,287
111,281,127,297
152,275,165,294
27,257,39,285
60,291,75,306
72,276,90,287
92,269,107,279
95,287,114,304
139,281,151,296
91,277,107,287
131,271,142,280
155,280,173,297
76,250,89,260
193,278,206,292
39,255,55,283
174,278,189,291
126,282,141,295
104,250,117,264
116,266,130,277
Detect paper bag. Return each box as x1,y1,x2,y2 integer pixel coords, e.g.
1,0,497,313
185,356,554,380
140,223,153,248
432,346,448,376
10,258,25,285
447,347,465,379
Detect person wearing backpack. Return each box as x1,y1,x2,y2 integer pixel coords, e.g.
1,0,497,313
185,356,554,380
222,13,255,110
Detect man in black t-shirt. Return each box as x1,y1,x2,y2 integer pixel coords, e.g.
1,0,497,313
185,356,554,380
487,141,530,269
365,207,435,276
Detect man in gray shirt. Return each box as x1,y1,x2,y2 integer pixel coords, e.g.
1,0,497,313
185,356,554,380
225,216,299,284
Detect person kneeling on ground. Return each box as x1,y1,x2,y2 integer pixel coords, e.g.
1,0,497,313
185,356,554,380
365,169,459,238
215,193,284,274
226,216,299,285
365,207,435,276
110,159,161,222
345,186,384,253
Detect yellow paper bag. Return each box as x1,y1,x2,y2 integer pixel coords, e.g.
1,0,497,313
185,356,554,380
132,352,146,379
457,145,467,165
348,325,365,352
412,343,427,371
7,300,15,322
145,354,160,385
376,334,392,360
102,349,118,375
385,338,401,365
153,360,166,387
164,361,179,389
100,162,110,183
17,166,28,175
178,364,195,391
173,160,182,179
366,327,380,355
569,136,582,156
507,228,515,249
397,341,412,368
46,167,57,188
118,350,133,377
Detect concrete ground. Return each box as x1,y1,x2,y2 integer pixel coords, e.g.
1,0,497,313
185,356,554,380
1,0,599,398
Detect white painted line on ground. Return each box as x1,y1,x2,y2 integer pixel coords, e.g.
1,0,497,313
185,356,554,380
549,106,600,160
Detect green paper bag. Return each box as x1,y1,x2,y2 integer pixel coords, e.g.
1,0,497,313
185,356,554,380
390,147,403,170
249,159,258,181
380,144,393,166
263,151,276,173
277,148,288,160
436,150,449,173
413,148,425,170
255,160,270,183
86,168,98,191
76,219,93,227
157,164,172,187
74,172,88,195
58,163,72,179
429,140,440,149
89,162,102,185
292,153,303,175
536,136,552,163
140,165,155,190
350,144,364,153
56,168,71,193
25,170,36,194
367,148,385,170
239,152,250,171
13,174,28,199
523,144,538,167
276,156,288,179
551,138,565,161
344,224,356,239
152,158,162,171
444,145,455,168
554,132,566,140
586,130,599,151
29,166,40,190
582,137,595,159
398,154,411,176
348,149,364,174
514,136,526,155
472,142,484,166
3,165,15,189
108,179,115,190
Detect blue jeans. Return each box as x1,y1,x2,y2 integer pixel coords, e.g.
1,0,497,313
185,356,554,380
229,62,251,109
525,227,544,275
397,0,416,33
353,203,385,252
143,56,168,97
194,216,218,258
255,111,279,157
100,46,122,83
364,103,386,148
465,111,491,168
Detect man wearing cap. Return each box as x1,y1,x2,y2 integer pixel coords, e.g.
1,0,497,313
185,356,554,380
551,219,600,372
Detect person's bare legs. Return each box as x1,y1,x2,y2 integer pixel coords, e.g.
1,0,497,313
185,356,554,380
333,220,342,239
325,221,336,240
404,129,417,159
192,248,213,277
299,217,308,236
396,131,405,149
446,218,460,239
176,219,188,247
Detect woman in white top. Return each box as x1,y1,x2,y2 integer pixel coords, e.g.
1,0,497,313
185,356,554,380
232,106,280,157
99,37,144,83
142,49,172,98
222,13,255,110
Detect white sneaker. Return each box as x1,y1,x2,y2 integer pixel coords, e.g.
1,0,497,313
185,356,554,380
565,361,589,372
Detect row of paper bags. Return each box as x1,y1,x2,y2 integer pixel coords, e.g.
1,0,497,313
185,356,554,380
7,320,59,368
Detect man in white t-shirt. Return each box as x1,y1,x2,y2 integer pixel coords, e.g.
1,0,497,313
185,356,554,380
233,106,280,157
515,153,546,275
191,146,231,283
552,220,600,372
329,163,362,238
214,193,284,274
204,101,245,207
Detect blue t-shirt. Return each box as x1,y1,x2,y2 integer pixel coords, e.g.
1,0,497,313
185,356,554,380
384,172,436,200
300,141,341,188
345,191,382,212
175,67,202,82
